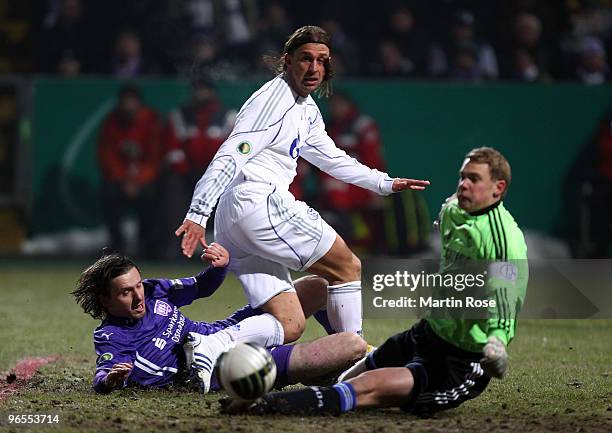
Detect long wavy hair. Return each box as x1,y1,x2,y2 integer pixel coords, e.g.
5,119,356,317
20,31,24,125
71,252,139,320
264,25,334,97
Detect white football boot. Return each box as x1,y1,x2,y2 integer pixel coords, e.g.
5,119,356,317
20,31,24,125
183,331,235,393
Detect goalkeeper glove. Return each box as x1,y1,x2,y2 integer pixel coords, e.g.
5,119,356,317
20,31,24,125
480,336,508,379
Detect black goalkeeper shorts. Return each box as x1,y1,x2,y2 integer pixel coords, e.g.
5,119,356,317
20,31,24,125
366,319,490,416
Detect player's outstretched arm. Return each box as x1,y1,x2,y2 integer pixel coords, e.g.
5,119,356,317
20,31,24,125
392,178,430,192
97,362,133,393
201,242,230,268
175,220,206,258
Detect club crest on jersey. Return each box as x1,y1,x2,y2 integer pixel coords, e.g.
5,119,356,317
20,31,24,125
489,261,518,283
237,141,252,155
307,207,319,220
154,300,172,317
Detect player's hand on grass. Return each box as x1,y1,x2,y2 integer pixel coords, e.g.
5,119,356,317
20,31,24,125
392,178,430,192
201,242,230,268
104,363,133,389
480,336,508,379
175,220,206,258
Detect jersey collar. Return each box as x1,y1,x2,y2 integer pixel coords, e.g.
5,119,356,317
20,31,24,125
468,199,502,216
105,314,140,327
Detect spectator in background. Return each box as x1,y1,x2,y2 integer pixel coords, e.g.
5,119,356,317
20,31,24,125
379,6,428,77
184,0,218,39
97,84,163,257
37,0,88,75
218,0,258,66
320,18,360,77
568,107,612,258
575,36,609,85
0,0,35,73
510,48,544,82
182,35,248,82
371,40,416,78
318,92,387,253
111,30,156,78
158,77,235,258
257,1,293,57
428,10,499,81
502,12,552,80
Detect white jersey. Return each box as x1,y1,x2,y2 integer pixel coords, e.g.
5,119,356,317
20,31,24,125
185,75,395,228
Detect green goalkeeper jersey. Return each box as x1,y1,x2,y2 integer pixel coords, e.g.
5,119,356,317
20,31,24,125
427,198,528,353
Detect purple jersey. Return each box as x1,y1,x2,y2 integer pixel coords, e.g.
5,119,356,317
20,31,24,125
92,265,255,392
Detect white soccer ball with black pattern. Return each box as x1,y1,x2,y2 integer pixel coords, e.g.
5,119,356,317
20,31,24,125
216,342,277,400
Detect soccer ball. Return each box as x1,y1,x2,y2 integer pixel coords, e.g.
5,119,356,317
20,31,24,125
216,342,277,400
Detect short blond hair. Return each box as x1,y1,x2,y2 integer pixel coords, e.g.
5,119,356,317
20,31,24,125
466,147,512,196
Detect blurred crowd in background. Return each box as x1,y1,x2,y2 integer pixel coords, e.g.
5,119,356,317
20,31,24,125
1,0,611,84
1,0,611,259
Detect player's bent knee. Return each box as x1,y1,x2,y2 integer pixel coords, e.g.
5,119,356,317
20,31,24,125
294,275,328,315
348,368,415,408
329,251,361,283
281,316,306,343
261,292,306,343
349,254,362,280
338,332,367,361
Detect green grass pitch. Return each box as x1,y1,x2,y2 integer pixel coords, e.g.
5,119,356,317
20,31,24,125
1,260,611,432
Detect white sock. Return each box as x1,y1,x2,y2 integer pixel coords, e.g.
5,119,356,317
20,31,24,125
327,281,362,334
189,331,234,375
223,313,285,348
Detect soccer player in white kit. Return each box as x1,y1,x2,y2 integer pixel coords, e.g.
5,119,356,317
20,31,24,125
176,26,429,350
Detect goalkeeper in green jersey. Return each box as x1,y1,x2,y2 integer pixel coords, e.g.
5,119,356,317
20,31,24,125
222,147,528,416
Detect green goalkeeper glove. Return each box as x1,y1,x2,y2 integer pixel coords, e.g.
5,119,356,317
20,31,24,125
480,336,508,379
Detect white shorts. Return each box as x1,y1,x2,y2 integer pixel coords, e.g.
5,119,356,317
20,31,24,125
214,181,337,308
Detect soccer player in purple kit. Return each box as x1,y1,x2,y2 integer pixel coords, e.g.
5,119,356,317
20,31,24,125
72,243,366,394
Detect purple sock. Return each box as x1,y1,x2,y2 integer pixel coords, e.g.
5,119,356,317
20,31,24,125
313,310,335,335
270,344,294,388
210,372,220,391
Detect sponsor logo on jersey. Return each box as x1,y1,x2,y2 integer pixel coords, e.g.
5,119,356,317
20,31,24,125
289,136,301,159
306,207,319,220
237,141,252,155
154,300,172,317
152,337,167,350
97,352,113,364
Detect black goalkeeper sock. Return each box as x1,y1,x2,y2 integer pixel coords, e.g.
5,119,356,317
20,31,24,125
265,386,343,415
